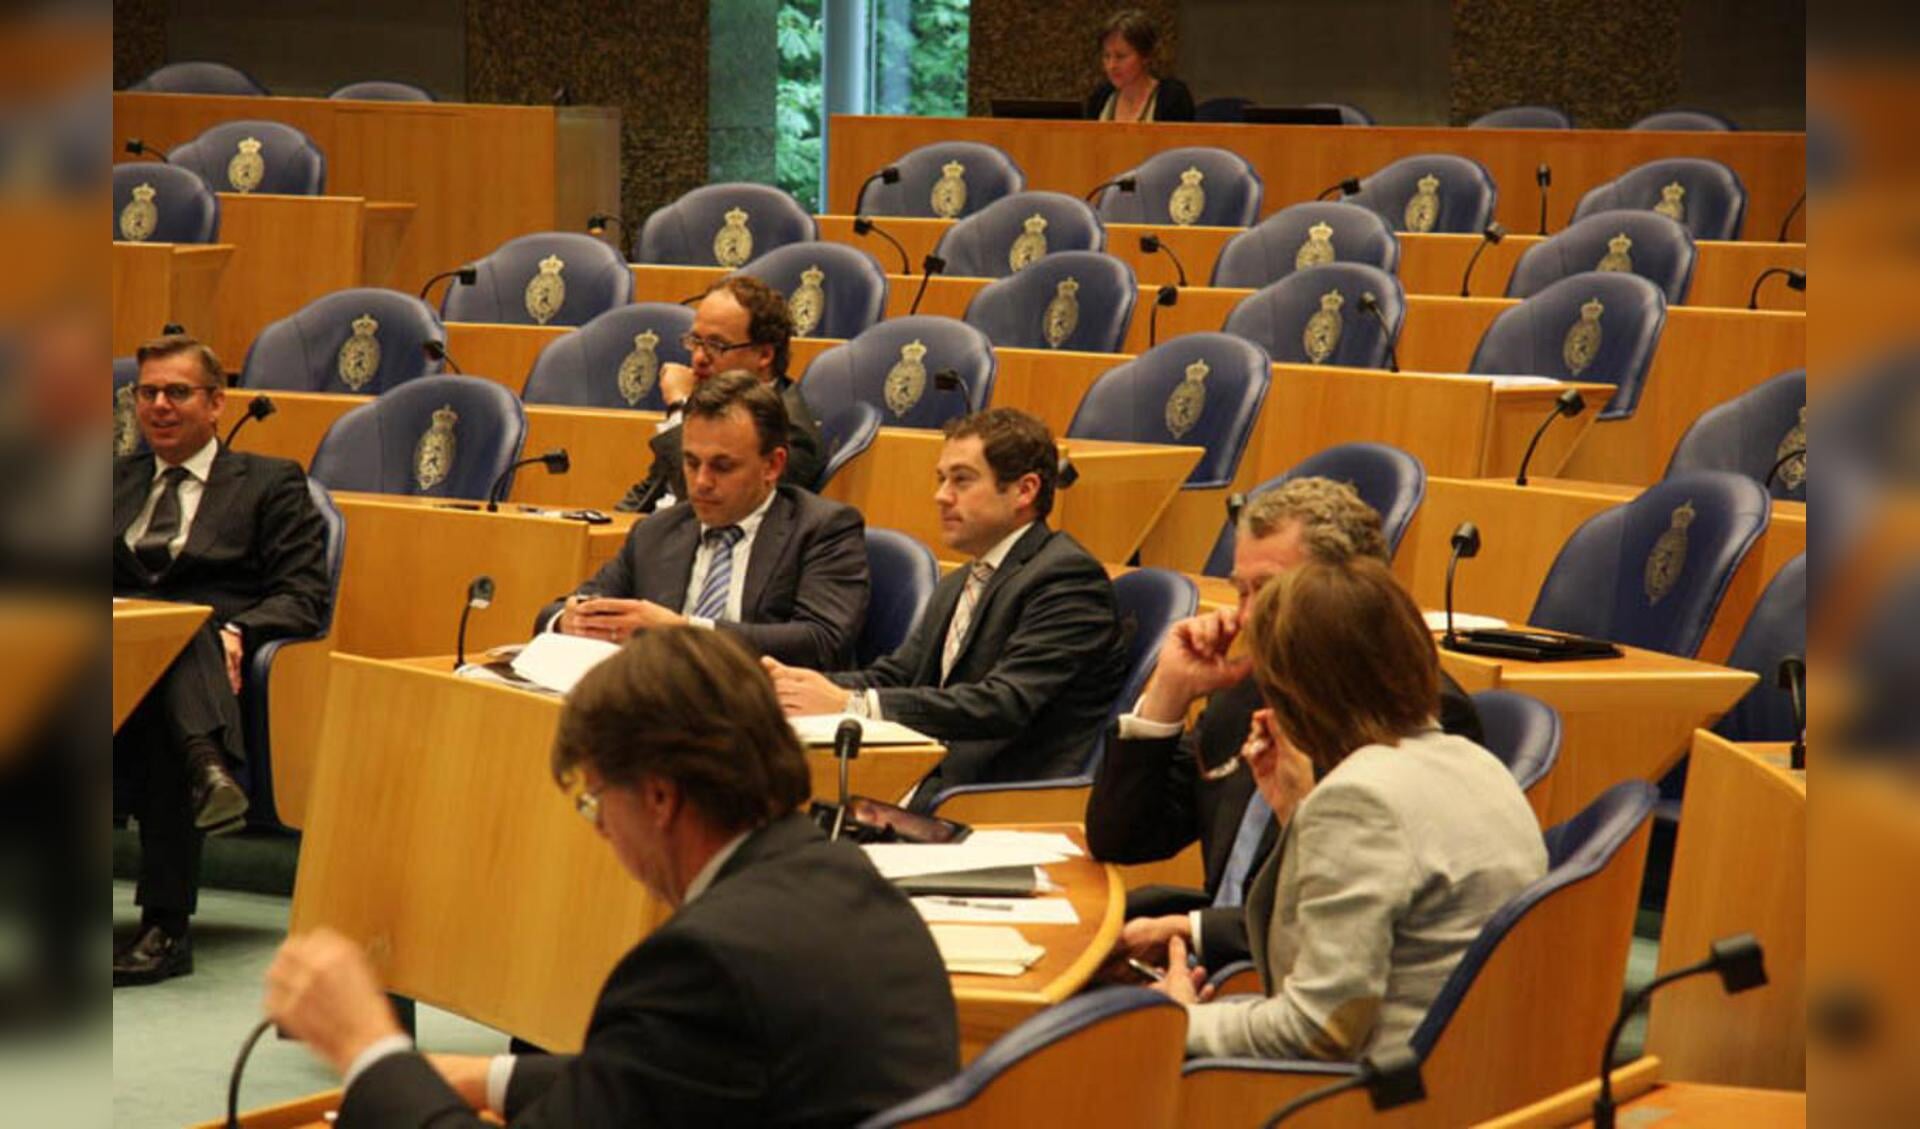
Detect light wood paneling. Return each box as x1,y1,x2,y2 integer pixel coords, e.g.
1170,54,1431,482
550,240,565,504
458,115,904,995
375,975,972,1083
110,599,208,732
1471,1059,1805,1128
111,242,233,355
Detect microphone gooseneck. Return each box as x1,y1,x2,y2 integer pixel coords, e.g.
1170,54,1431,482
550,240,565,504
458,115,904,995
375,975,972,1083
1593,935,1766,1129
1139,233,1188,287
1515,388,1587,486
419,265,478,304
1459,222,1506,296
1536,163,1552,234
423,340,463,375
907,254,946,316
1147,284,1178,348
586,213,622,239
456,574,496,669
1747,267,1806,309
487,449,571,513
226,1017,276,1129
223,396,276,447
1777,191,1805,243
1083,175,1137,204
1442,522,1480,648
1357,291,1399,372
1764,446,1805,493
1778,655,1806,770
851,216,912,273
1315,176,1361,202
126,137,171,162
1259,1044,1425,1127
830,718,863,841
852,166,900,216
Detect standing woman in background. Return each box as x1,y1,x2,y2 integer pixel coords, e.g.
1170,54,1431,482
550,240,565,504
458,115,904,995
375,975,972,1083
1085,9,1195,122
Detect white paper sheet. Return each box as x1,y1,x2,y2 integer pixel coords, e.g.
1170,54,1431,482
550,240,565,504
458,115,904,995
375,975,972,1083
788,713,937,746
964,830,1084,857
1476,374,1566,388
928,924,1046,976
509,631,620,694
863,840,1075,880
913,896,1080,925
1423,610,1509,632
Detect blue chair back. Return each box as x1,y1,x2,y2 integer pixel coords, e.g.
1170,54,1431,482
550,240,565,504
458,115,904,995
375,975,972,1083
1308,101,1374,125
817,400,882,491
635,182,817,268
1346,153,1498,234
520,302,695,410
239,287,446,395
858,528,939,667
1470,105,1573,129
308,375,528,501
1200,441,1426,577
328,80,435,101
798,316,996,430
112,162,220,243
1111,569,1200,724
1715,554,1806,742
1631,109,1737,131
962,250,1137,354
1209,201,1400,288
1067,332,1270,489
1222,262,1404,369
441,232,635,327
1528,471,1771,658
860,141,1025,220
1506,209,1697,305
1571,157,1748,241
1095,146,1263,228
1663,367,1806,501
1470,690,1561,794
737,241,888,340
933,191,1106,278
129,61,267,95
1468,271,1666,420
113,356,146,457
167,119,326,195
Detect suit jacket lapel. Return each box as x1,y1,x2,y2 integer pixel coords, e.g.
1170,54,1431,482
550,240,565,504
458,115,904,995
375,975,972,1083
113,454,157,537
1244,824,1287,990
944,523,1049,681
177,447,245,564
738,491,793,617
654,511,702,611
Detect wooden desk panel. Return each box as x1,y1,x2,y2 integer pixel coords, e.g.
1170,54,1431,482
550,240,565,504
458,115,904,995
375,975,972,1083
111,242,233,355
1397,233,1807,311
825,116,1806,247
111,599,209,732
443,321,568,391
1473,1057,1806,1127
225,390,352,466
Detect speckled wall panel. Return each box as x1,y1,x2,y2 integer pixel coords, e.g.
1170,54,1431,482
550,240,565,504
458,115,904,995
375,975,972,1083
114,0,168,89
467,0,708,239
968,0,1181,116
1452,0,1681,127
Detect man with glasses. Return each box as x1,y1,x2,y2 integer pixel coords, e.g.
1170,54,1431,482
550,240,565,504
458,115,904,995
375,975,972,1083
616,276,824,513
112,334,330,985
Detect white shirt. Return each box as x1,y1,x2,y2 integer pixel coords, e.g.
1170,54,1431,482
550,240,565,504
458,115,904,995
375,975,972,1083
679,488,777,628
122,437,218,560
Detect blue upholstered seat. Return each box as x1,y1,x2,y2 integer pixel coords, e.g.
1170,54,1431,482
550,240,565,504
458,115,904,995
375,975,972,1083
1471,690,1561,794
1067,332,1270,489
962,251,1136,354
1345,153,1498,234
857,527,938,668
1571,157,1748,241
1221,262,1405,370
328,80,435,101
1663,368,1806,501
931,191,1106,278
1308,101,1374,125
167,119,326,195
1631,109,1737,131
816,400,882,491
736,241,889,340
859,141,1025,220
635,182,818,268
1505,209,1697,305
1714,554,1806,743
1468,271,1667,420
129,61,267,96
112,161,220,243
1469,105,1574,129
112,356,145,457
520,302,695,410
308,375,528,501
239,288,446,395
797,316,996,431
1210,200,1401,288
440,232,635,328
1200,441,1426,577
1094,146,1263,228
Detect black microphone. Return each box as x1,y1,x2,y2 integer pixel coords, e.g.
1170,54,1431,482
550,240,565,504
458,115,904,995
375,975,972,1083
551,85,571,106
1442,522,1480,648
1746,267,1806,309
1777,191,1805,243
851,215,912,273
1147,283,1178,348
162,322,186,336
1515,388,1587,486
1057,451,1080,490
423,339,463,375
125,137,172,162
1357,291,1399,372
225,1017,276,1129
586,213,622,239
419,265,477,304
223,395,275,446
829,718,863,842
1459,222,1506,296
456,575,495,669
906,254,946,316
1592,934,1767,1129
851,165,901,216
1082,174,1137,204
1259,1043,1426,1127
1764,446,1805,492
487,449,570,512
1778,655,1806,770
1315,176,1361,201
1536,163,1552,234
1138,233,1188,287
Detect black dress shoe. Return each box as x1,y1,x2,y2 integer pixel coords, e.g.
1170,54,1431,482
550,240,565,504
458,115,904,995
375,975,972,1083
188,746,248,830
113,924,192,986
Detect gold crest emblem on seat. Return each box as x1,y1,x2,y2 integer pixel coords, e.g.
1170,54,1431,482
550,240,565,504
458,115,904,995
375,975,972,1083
1654,181,1687,223
885,339,929,417
789,266,826,337
1295,221,1335,270
931,162,968,219
227,137,265,193
525,254,567,325
713,207,753,268
413,404,459,491
113,384,139,456
1562,297,1605,376
1403,174,1441,234
1009,214,1049,272
1774,406,1807,492
617,330,661,405
1043,277,1080,349
1166,358,1210,439
1303,289,1346,364
337,314,382,391
119,182,158,242
1169,167,1207,227
1596,233,1634,273
1644,499,1696,605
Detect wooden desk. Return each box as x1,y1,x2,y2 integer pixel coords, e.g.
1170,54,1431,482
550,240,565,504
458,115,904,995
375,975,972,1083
1647,733,1805,1091
111,241,233,355
1473,1057,1806,1127
825,115,1806,247
111,599,209,732
113,93,620,298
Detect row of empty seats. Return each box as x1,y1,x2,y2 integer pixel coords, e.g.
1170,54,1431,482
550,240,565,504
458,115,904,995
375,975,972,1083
128,60,435,101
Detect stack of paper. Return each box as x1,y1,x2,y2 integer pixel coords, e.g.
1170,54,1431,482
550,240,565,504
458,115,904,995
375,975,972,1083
510,632,620,694
913,896,1080,925
1422,610,1509,632
929,924,1047,976
863,834,1079,880
788,714,937,746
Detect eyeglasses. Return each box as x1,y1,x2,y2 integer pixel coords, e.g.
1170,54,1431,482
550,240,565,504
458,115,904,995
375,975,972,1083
573,786,603,829
680,332,757,356
133,383,217,405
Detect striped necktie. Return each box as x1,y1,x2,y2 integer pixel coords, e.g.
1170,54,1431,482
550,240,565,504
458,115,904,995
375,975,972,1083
691,525,744,621
940,560,995,681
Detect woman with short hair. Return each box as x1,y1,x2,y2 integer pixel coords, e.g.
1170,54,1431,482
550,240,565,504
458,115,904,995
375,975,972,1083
1085,9,1195,122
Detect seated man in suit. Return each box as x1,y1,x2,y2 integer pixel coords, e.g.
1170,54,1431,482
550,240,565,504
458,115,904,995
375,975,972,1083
113,334,330,985
265,628,961,1126
1088,478,1484,973
764,407,1129,808
615,275,824,512
538,372,867,670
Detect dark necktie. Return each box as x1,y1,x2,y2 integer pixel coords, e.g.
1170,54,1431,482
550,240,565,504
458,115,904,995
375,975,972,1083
135,466,190,576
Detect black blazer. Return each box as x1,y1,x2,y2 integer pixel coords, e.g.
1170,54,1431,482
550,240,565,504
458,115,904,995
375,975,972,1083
1083,75,1196,122
1087,672,1484,967
339,813,960,1128
833,522,1129,791
616,377,825,513
536,485,869,670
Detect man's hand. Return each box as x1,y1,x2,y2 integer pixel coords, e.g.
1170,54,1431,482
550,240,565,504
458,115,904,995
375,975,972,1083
1148,934,1214,1006
1116,914,1192,966
425,1054,494,1110
219,627,244,694
1243,708,1317,827
1133,608,1252,723
760,656,849,715
558,597,685,641
659,362,697,407
263,928,405,1076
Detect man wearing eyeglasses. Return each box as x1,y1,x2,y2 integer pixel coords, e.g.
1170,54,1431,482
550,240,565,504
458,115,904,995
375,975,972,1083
615,276,824,514
112,334,330,986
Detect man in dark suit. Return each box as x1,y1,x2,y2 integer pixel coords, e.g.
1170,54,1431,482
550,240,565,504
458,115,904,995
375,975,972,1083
1087,477,1484,972
113,334,330,985
265,628,960,1127
765,407,1128,806
615,275,823,513
538,373,867,669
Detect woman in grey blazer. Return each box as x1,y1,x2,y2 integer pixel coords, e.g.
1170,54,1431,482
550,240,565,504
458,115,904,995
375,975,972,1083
1154,557,1547,1061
